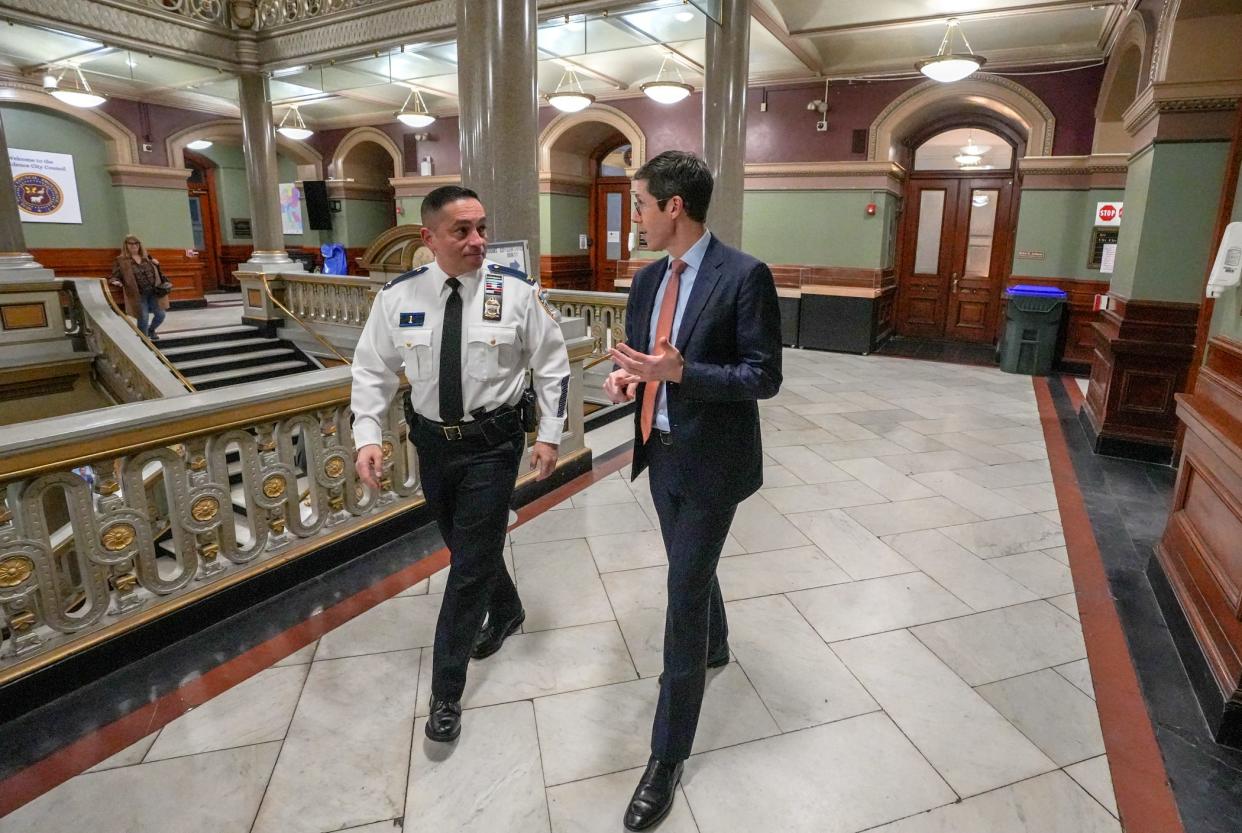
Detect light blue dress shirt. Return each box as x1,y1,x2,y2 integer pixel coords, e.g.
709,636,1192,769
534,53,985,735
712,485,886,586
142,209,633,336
647,230,712,432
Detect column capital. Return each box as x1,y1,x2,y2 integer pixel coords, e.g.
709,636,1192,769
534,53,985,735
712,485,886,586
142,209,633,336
1123,80,1242,146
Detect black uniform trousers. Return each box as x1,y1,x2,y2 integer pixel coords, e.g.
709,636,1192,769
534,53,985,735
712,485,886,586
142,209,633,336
646,432,736,763
412,417,524,702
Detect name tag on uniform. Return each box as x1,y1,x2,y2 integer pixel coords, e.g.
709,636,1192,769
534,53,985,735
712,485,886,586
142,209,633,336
399,312,425,327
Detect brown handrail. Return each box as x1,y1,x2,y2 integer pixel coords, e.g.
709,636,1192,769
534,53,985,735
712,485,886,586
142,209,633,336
259,274,352,364
97,278,197,392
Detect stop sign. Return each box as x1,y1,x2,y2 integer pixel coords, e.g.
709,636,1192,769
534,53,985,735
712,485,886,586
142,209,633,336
1098,204,1118,223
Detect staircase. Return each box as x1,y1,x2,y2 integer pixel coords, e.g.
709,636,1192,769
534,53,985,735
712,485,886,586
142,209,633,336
157,325,320,390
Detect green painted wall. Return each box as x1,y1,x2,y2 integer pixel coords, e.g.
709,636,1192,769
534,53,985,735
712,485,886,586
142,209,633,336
334,198,393,248
740,190,891,268
199,145,324,247
396,196,422,225
2,104,124,248
1111,141,1230,302
1208,157,1242,344
539,193,589,256
114,186,194,248
1011,188,1125,280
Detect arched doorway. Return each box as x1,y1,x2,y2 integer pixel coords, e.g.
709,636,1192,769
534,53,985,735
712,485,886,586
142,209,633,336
331,129,401,268
184,150,224,291
896,119,1022,343
590,138,633,291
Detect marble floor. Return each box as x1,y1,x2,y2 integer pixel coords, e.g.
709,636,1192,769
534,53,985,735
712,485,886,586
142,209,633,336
0,350,1122,833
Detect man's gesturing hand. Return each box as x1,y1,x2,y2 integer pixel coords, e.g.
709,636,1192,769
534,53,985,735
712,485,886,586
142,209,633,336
610,338,683,384
603,368,640,404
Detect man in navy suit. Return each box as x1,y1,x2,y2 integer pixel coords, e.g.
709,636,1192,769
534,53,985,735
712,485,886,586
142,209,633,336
606,151,782,830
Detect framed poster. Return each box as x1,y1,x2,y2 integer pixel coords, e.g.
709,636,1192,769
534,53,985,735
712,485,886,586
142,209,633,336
486,240,531,275
10,148,82,224
279,182,303,235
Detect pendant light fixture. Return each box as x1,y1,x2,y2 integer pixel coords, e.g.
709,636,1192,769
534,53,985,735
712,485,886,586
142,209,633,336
916,19,986,83
546,67,595,113
276,105,313,140
186,139,213,150
43,66,106,108
641,55,693,104
395,86,436,128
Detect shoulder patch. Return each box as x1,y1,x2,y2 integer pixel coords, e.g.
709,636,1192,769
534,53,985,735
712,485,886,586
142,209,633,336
383,265,428,290
488,262,536,285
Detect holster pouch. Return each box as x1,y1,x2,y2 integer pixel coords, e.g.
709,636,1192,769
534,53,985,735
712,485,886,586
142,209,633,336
471,407,524,446
519,385,538,433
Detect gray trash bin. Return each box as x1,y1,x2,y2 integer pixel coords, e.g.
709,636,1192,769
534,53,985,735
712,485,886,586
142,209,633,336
998,285,1067,376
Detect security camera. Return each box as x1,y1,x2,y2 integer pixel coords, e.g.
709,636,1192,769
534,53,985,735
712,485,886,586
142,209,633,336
807,99,828,114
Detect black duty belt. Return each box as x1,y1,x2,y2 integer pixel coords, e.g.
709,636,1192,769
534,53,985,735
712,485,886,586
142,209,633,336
419,404,523,445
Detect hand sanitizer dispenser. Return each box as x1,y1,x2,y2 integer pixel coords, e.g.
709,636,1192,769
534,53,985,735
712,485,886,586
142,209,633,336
1206,221,1242,298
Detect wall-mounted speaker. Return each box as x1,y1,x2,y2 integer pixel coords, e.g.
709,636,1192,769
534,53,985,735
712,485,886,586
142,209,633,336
303,180,332,230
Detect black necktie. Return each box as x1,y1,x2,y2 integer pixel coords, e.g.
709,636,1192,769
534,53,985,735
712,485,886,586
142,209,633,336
439,277,464,423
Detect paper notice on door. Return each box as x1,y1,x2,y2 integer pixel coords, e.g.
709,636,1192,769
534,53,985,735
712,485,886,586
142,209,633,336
607,230,621,243
1100,243,1117,274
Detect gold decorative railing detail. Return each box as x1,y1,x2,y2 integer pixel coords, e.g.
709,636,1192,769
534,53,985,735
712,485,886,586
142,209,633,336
0,372,419,681
255,0,384,29
281,273,376,330
546,289,628,367
260,274,351,364
141,0,229,26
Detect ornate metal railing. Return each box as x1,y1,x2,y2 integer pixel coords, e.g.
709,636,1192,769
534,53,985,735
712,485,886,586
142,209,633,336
546,289,628,366
282,274,376,330
255,0,385,29
143,0,230,26
0,369,417,679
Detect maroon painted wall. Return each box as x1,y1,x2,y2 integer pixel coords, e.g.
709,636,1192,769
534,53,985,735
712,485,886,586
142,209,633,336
100,99,221,167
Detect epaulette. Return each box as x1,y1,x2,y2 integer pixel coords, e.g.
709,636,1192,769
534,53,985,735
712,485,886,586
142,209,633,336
383,265,428,290
488,262,536,285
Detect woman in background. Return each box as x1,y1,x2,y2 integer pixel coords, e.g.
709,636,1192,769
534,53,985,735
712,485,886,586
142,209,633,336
109,234,166,341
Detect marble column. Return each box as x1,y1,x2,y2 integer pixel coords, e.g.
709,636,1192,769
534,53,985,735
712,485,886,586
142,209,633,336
237,71,293,270
702,0,750,248
456,0,540,278
0,113,52,282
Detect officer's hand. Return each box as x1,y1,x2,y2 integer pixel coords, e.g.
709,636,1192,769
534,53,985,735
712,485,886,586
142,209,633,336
530,441,558,481
356,444,384,490
611,339,684,384
604,368,640,404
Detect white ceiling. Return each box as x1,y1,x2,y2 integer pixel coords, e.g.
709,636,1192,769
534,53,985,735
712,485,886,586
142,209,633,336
0,0,1123,128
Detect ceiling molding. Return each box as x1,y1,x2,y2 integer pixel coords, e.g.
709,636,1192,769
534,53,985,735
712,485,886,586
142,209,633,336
253,0,455,68
750,3,821,77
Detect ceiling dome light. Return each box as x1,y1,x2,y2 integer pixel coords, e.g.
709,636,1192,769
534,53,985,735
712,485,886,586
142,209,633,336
43,66,106,108
276,105,313,140
641,56,693,104
916,19,986,83
186,139,213,150
954,153,982,167
395,86,437,128
546,67,595,113
972,194,990,207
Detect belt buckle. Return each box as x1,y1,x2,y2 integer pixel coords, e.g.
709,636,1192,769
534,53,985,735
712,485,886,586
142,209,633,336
443,424,463,441
658,430,673,446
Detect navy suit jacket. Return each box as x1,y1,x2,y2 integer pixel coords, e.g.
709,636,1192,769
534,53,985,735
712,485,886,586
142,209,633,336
626,235,783,507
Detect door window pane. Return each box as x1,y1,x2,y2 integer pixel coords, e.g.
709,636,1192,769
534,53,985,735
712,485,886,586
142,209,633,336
605,192,622,260
914,190,946,274
188,197,205,250
914,128,1013,171
964,190,999,278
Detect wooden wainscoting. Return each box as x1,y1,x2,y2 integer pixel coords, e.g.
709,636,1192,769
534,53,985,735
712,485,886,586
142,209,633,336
31,248,206,308
1082,295,1200,462
1007,276,1110,372
1155,336,1242,744
540,254,593,290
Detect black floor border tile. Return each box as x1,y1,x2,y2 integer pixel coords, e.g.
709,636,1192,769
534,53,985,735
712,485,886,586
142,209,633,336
1047,376,1242,832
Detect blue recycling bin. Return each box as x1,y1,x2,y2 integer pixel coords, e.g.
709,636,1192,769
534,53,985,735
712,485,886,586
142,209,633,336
998,284,1068,375
320,243,347,275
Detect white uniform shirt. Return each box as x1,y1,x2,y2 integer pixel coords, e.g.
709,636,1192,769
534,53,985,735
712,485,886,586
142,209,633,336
351,258,571,449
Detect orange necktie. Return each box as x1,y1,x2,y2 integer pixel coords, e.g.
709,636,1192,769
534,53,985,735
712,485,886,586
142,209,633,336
641,258,687,444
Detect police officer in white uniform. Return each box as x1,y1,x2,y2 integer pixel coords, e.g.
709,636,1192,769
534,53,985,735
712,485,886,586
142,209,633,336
352,185,570,742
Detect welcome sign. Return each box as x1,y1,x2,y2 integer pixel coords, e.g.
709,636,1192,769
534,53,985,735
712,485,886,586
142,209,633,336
9,148,82,224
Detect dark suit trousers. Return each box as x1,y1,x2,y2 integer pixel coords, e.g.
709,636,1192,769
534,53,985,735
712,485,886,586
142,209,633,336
413,420,523,702
646,433,736,763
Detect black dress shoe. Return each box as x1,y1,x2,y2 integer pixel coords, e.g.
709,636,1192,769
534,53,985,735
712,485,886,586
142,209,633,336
623,757,684,831
658,644,729,685
471,608,525,659
425,697,462,742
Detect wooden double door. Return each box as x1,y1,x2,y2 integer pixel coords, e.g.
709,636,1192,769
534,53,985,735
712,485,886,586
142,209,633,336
896,175,1016,344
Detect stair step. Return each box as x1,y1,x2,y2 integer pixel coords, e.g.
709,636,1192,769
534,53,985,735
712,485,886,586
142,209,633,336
190,362,314,390
174,348,298,372
156,325,262,348
161,337,284,360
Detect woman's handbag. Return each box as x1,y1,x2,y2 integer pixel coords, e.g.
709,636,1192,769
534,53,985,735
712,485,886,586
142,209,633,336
153,264,174,297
